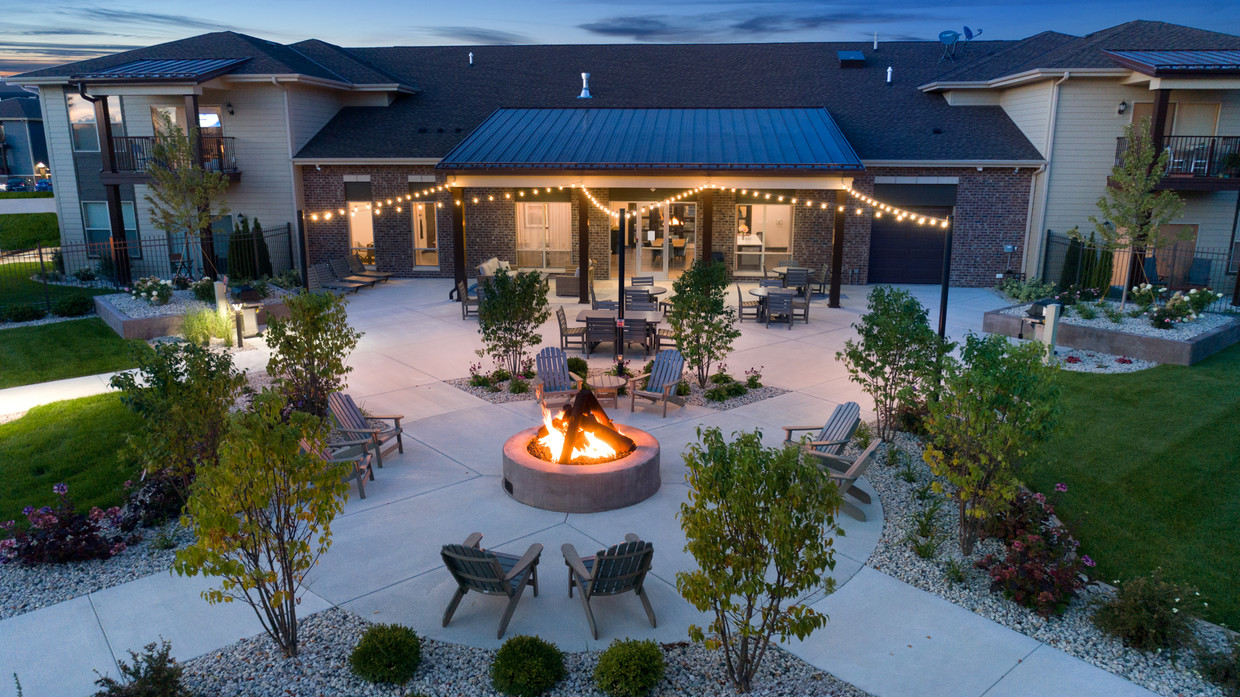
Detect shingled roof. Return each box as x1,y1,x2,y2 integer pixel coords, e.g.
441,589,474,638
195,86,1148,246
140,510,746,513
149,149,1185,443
0,97,42,120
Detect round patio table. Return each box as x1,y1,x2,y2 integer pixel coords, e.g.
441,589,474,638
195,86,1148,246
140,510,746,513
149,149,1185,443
772,266,812,277
628,285,667,296
748,286,796,320
587,374,627,407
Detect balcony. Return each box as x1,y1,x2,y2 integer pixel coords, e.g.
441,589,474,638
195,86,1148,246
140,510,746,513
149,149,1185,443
1114,135,1240,191
103,136,241,184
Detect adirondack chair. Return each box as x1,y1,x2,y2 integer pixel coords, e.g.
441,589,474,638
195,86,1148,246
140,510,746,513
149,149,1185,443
329,257,379,288
441,532,542,639
301,437,375,499
628,348,685,416
621,317,651,357
585,316,616,357
534,346,585,406
347,254,394,282
562,534,656,639
459,281,479,320
327,392,404,468
556,306,587,352
810,439,881,521
305,264,350,296
737,283,760,322
1185,258,1211,289
312,263,364,293
784,401,862,471
766,291,795,329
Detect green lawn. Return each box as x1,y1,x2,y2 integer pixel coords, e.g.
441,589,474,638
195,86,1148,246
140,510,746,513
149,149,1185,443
0,318,145,389
1029,342,1240,628
0,393,140,523
0,192,54,199
0,212,59,251
0,260,114,310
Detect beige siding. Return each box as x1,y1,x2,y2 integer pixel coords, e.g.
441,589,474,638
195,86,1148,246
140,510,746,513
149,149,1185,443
287,85,343,152
999,81,1054,155
944,90,1001,106
38,85,82,245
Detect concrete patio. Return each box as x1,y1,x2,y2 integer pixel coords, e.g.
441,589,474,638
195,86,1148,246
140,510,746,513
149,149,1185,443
0,279,1157,697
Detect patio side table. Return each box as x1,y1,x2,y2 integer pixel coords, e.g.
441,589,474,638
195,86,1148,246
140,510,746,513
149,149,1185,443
587,374,626,407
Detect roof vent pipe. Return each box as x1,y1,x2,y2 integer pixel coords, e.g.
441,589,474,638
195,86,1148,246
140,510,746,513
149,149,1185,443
578,72,591,98
886,66,893,85
469,52,473,66
874,32,878,50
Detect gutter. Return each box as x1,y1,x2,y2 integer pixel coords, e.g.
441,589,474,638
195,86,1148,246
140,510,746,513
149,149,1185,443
1027,71,1070,277
919,68,1125,92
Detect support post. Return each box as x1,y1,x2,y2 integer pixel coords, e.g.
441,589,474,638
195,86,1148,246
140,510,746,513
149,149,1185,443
1151,89,1170,157
297,212,309,290
700,189,713,266
938,216,954,339
1230,192,1239,307
451,193,467,295
829,202,845,308
578,192,590,304
618,214,627,321
93,94,132,286
37,243,51,315
182,94,215,278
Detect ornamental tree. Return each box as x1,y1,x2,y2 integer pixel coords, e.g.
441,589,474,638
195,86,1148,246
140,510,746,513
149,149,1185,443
666,260,740,387
923,334,1060,555
836,287,947,440
476,269,550,377
266,290,361,417
174,390,348,658
677,427,842,693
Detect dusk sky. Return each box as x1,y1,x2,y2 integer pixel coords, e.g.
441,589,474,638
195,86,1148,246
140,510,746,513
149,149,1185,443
3,0,1239,76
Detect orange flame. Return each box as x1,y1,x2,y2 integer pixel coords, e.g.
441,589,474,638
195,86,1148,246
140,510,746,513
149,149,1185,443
537,403,619,462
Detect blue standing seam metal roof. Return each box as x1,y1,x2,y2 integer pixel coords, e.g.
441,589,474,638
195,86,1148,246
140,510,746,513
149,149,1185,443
437,108,864,171
1105,49,1240,75
70,58,251,83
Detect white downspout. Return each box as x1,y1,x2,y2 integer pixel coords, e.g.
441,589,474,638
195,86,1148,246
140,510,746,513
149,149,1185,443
276,77,304,275
1028,71,1069,277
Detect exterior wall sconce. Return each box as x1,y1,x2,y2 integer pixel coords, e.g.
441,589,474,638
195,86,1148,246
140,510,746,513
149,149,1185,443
1117,101,1128,115
225,102,235,115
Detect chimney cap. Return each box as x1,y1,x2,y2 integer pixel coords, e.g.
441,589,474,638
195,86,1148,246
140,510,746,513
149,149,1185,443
578,72,591,99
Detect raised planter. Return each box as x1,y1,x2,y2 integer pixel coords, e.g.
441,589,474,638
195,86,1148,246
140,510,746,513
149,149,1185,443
94,295,288,340
983,304,1240,366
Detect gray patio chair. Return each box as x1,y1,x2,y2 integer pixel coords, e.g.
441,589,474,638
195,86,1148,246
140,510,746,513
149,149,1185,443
784,401,862,470
328,392,404,468
737,283,760,322
329,257,379,288
621,317,651,357
347,254,394,282
459,280,479,319
312,263,364,293
534,346,585,406
631,276,654,287
562,534,656,639
784,268,810,296
1186,258,1211,288
624,288,652,310
556,306,587,353
815,265,831,296
301,437,375,499
628,348,685,417
441,533,542,639
810,439,881,522
585,316,616,357
766,290,795,330
306,264,351,295
759,277,784,288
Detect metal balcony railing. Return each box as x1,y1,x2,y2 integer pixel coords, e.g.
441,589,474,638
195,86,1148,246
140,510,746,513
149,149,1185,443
1115,135,1240,178
112,136,239,174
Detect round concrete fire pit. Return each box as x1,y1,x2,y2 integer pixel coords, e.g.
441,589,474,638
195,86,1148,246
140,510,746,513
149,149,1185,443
502,425,660,513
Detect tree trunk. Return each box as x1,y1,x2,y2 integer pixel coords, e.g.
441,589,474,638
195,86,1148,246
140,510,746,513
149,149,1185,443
1118,246,1134,311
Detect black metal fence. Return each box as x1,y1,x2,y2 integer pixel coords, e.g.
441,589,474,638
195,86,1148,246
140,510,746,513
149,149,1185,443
1041,231,1238,312
0,223,295,317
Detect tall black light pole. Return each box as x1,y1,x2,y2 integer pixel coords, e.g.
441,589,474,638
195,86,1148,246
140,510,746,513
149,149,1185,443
938,215,954,339
617,212,627,321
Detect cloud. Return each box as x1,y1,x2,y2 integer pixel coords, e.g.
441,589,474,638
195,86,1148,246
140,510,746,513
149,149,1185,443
67,7,236,32
579,7,938,41
426,26,533,44
731,10,933,35
577,16,707,41
14,28,114,37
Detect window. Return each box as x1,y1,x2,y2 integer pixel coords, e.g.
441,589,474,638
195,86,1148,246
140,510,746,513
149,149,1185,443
345,181,375,264
516,202,571,269
83,201,140,257
735,203,792,273
151,106,224,135
66,94,123,151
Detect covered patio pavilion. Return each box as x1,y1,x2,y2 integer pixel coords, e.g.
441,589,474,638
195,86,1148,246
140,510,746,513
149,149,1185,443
433,107,864,306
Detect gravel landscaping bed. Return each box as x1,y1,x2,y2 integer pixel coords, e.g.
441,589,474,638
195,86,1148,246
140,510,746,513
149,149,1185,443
0,313,96,330
0,523,192,620
1051,347,1158,373
102,287,292,320
183,606,871,697
862,432,1233,697
1000,302,1236,340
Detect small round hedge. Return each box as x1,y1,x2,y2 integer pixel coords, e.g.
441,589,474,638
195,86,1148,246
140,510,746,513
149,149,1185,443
4,303,48,323
593,639,665,697
566,356,589,377
349,624,422,685
53,295,95,317
491,635,565,697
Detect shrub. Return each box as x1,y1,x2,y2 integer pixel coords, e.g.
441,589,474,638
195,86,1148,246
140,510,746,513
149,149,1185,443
675,380,691,396
1129,283,1165,310
73,267,98,282
1186,287,1225,315
666,260,740,387
1093,570,1203,651
52,248,65,274
129,276,173,306
4,304,47,322
181,307,233,347
1074,301,1099,320
272,268,301,290
92,640,188,697
266,291,361,417
349,624,422,685
468,362,492,387
1101,302,1125,323
477,270,551,377
190,277,216,304
509,377,530,394
996,277,1056,303
593,639,665,697
118,472,186,531
744,366,763,389
677,427,842,693
491,635,565,697
171,275,191,290
566,356,588,377
837,287,947,440
1199,640,1240,696
1150,292,1193,329
924,334,1060,555
53,295,95,317
704,381,746,402
0,483,130,565
708,370,734,385
97,253,115,281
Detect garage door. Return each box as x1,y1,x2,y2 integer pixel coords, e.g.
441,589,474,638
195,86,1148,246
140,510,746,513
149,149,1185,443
867,206,952,284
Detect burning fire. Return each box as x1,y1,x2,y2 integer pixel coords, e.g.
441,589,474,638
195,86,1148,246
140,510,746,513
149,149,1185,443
538,404,620,462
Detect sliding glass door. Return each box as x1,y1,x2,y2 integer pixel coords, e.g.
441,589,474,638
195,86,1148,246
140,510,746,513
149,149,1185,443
516,202,571,270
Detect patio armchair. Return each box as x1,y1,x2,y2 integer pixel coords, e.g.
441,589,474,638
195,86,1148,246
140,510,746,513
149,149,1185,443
621,317,651,357
306,264,352,295
441,532,542,639
554,259,595,297
628,348,685,417
809,439,881,522
759,277,784,288
815,264,831,296
784,401,862,470
302,437,375,499
736,283,760,322
556,306,587,353
585,316,616,357
312,263,365,293
624,288,652,310
459,281,480,319
534,346,585,406
630,276,654,287
329,257,380,288
328,392,404,468
347,254,394,282
766,291,795,329
562,534,656,639
476,257,511,285
784,268,810,296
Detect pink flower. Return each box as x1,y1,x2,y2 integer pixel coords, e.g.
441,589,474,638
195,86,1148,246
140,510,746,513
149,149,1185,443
1055,483,1068,493
1012,540,1025,551
109,542,127,556
1065,356,1081,364
1082,555,1096,568
52,483,67,495
1116,357,1132,364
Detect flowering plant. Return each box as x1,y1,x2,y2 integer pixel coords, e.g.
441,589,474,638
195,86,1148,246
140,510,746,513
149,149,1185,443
129,276,173,305
0,484,134,565
190,276,216,304
468,361,492,387
1148,292,1193,329
744,365,764,389
1186,287,1224,315
1128,283,1165,310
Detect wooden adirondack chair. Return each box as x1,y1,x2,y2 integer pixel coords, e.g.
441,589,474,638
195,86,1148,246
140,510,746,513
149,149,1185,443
810,439,881,521
301,437,375,499
556,306,587,352
459,281,479,319
327,392,403,468
628,349,685,417
306,264,350,296
329,257,379,287
534,346,584,406
784,401,862,471
347,254,394,282
311,263,364,293
561,534,656,639
441,533,542,639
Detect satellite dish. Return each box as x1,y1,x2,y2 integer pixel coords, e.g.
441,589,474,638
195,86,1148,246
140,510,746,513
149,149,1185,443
939,30,960,46
963,26,983,41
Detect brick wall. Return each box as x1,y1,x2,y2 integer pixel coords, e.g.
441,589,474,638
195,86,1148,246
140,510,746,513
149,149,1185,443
570,189,613,280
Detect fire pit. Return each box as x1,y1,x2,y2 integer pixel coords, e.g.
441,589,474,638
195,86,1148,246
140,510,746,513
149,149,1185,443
502,388,660,513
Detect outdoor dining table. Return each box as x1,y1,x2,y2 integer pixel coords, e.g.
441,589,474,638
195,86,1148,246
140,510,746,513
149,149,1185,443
747,286,797,320
772,266,812,277
575,309,664,324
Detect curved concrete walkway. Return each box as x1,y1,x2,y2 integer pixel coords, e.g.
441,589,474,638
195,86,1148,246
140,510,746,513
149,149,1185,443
0,280,1155,697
